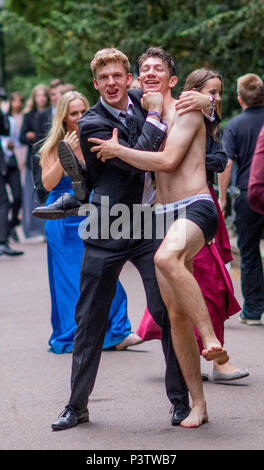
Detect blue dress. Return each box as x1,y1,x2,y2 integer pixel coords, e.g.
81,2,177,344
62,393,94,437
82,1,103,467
45,176,131,353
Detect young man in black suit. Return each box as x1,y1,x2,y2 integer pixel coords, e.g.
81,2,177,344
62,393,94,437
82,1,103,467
0,99,24,256
51,48,193,431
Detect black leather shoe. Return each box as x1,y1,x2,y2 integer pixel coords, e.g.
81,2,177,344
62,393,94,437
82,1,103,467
32,193,81,219
58,141,87,201
170,401,191,426
0,244,24,256
51,406,89,431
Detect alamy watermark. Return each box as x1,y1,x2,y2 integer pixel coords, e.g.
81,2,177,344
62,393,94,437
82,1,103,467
77,196,187,250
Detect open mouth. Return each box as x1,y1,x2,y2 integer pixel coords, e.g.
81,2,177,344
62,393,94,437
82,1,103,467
144,80,160,89
107,88,119,98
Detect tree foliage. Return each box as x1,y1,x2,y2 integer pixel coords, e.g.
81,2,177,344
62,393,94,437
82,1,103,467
1,0,264,116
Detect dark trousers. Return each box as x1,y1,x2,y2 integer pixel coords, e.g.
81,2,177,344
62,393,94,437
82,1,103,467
68,237,188,411
234,191,264,319
0,172,9,243
0,163,22,243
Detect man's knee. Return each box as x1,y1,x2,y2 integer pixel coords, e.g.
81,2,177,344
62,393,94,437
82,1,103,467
154,246,184,278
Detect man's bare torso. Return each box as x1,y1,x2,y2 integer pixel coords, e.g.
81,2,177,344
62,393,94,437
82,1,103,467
155,98,209,204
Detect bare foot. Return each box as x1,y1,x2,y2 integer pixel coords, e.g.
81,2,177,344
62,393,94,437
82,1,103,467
202,344,229,365
180,404,208,428
115,333,143,350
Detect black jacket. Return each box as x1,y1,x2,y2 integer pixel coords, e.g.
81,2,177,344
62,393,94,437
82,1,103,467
0,110,10,176
78,89,166,247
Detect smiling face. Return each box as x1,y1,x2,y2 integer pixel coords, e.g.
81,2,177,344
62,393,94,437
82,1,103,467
64,98,87,133
138,57,177,95
200,77,223,106
93,62,132,110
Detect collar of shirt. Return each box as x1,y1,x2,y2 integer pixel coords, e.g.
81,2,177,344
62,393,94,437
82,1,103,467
100,96,134,122
202,109,215,122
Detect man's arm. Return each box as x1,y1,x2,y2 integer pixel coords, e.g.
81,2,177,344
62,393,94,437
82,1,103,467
206,134,228,173
218,122,237,211
175,91,212,116
89,111,203,173
218,159,233,211
79,114,167,174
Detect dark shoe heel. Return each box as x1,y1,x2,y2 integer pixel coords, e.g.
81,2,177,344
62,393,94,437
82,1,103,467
72,181,87,201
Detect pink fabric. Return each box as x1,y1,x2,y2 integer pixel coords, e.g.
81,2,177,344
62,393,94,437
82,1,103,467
248,124,264,214
136,243,240,354
209,185,233,264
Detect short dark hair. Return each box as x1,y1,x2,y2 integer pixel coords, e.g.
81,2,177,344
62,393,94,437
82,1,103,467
138,47,176,77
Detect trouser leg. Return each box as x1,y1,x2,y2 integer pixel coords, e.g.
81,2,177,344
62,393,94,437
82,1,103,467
234,193,264,319
0,174,9,243
5,165,22,228
68,243,124,411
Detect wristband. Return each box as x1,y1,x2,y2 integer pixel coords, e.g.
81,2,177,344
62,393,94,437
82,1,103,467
147,111,161,120
209,96,215,108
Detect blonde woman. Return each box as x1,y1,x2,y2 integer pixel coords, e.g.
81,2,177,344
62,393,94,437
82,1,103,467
40,91,132,353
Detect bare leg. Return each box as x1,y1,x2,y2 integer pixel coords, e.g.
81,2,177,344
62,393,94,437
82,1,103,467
155,219,229,365
154,218,229,427
156,261,208,428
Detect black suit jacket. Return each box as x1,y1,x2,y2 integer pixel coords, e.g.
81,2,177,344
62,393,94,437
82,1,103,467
79,89,165,206
37,106,53,143
0,110,10,176
78,89,166,248
20,109,45,168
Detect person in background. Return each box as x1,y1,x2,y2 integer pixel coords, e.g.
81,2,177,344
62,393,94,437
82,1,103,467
20,84,51,238
1,105,23,243
0,92,23,256
248,123,264,214
8,92,27,184
218,73,264,326
38,79,65,143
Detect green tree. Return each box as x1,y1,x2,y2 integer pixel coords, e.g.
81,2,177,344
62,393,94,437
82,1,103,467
2,0,264,116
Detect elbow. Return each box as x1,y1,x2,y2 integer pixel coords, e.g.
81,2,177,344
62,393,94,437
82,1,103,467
161,161,177,173
154,155,176,173
41,178,52,192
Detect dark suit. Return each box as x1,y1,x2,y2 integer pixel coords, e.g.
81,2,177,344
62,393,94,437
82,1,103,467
0,110,10,243
37,106,53,145
68,89,188,412
20,109,43,168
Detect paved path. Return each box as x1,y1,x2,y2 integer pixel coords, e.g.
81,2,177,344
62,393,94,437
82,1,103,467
0,234,264,452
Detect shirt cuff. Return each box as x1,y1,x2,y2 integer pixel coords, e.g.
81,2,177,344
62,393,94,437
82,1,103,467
146,116,167,133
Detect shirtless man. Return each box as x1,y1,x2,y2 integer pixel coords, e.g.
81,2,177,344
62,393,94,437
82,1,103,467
88,47,229,428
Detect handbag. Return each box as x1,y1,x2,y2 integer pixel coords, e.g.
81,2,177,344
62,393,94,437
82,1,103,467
31,153,49,204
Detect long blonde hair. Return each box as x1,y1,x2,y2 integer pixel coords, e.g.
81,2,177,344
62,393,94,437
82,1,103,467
23,84,51,113
39,91,89,167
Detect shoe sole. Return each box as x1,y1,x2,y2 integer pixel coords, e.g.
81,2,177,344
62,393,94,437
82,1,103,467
32,208,79,220
213,370,249,382
58,142,86,201
0,252,24,256
240,318,262,326
52,416,89,431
